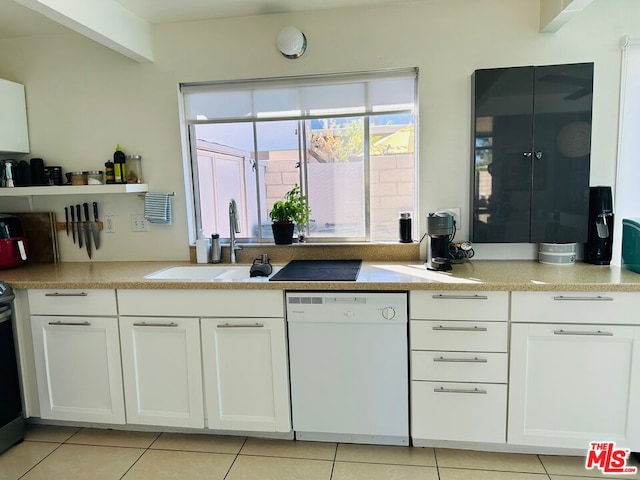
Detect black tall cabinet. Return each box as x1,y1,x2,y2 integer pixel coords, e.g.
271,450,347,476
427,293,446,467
470,63,593,243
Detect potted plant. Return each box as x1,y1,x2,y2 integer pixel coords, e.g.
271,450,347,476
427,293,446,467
269,184,311,244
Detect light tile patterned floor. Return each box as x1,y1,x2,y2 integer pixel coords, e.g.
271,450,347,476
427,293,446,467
0,425,639,480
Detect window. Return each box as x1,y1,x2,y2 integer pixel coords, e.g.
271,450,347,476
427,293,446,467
181,69,418,242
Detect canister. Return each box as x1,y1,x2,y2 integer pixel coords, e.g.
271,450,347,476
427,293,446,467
125,155,143,183
70,171,87,185
86,171,104,185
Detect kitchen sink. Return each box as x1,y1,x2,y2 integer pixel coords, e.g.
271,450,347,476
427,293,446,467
144,265,281,281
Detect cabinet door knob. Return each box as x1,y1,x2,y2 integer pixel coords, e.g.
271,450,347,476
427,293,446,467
523,152,532,158
535,151,543,159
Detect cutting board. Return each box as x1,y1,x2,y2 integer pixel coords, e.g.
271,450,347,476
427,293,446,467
14,212,59,264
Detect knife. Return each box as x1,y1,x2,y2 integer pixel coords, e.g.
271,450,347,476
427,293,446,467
70,206,76,244
83,202,92,259
92,202,100,250
76,204,83,249
64,207,69,237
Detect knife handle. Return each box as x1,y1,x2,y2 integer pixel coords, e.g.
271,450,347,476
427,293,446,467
70,205,75,222
83,202,90,222
93,202,99,222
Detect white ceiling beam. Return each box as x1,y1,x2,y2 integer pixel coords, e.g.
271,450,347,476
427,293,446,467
12,0,154,63
539,0,596,33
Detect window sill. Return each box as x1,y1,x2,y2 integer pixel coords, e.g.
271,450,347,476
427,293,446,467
189,241,420,264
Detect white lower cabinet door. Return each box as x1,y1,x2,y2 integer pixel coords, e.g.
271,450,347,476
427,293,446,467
119,317,204,428
508,323,640,450
30,315,125,424
201,318,291,433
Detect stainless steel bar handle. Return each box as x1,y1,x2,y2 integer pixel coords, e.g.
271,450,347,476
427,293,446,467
48,321,91,326
432,325,488,332
431,294,488,300
133,322,178,327
45,292,88,297
553,295,613,301
433,356,487,363
434,386,487,394
553,329,613,336
217,322,264,328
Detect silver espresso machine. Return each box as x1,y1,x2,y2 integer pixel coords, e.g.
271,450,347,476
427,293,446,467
426,212,454,271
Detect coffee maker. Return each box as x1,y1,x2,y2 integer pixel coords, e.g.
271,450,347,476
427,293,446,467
426,212,454,271
585,186,614,265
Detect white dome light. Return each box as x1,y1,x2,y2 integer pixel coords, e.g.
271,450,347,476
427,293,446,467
276,26,307,59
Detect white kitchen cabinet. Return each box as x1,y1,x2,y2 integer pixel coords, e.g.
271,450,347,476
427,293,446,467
0,78,29,154
201,317,291,433
117,289,291,433
508,322,640,450
410,291,509,446
119,316,204,428
30,315,125,424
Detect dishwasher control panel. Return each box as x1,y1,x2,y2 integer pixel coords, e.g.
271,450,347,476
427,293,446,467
286,292,407,323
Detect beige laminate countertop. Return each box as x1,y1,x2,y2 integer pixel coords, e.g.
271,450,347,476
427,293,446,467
2,260,640,292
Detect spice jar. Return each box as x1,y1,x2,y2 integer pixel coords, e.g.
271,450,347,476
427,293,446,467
125,155,143,183
70,171,87,185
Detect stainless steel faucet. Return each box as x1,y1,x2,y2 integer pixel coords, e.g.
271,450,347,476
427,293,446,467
229,199,242,264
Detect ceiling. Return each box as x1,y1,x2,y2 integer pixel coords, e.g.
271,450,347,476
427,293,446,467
0,0,427,39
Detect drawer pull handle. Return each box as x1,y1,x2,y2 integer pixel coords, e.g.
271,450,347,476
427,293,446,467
217,322,264,328
432,325,488,332
553,329,613,336
433,356,487,363
553,295,613,302
44,292,88,297
431,294,488,300
48,321,91,326
133,322,178,327
434,386,487,394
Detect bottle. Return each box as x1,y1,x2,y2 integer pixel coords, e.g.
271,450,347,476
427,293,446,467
196,229,211,264
104,161,115,184
210,233,222,263
399,212,412,243
113,144,127,184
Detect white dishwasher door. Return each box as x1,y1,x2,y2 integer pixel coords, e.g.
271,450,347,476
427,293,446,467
286,292,409,446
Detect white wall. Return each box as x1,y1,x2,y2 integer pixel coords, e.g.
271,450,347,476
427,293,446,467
0,0,638,262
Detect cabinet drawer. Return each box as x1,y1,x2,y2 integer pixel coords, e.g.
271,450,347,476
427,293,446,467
411,320,507,352
511,291,640,325
411,351,507,383
411,381,507,443
410,291,508,321
117,289,284,317
29,289,117,316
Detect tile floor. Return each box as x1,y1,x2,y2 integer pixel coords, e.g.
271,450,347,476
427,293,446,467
1,425,639,480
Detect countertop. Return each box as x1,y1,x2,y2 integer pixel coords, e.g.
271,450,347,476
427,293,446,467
2,260,640,292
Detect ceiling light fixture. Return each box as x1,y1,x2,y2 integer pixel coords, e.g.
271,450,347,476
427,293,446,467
276,26,307,59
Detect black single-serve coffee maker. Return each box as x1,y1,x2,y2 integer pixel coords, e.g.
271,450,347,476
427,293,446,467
585,186,614,265
426,212,454,271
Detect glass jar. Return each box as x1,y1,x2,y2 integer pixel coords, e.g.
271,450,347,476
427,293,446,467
125,155,143,183
87,171,104,185
70,171,87,185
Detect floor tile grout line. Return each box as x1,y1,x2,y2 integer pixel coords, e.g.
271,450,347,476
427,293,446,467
17,441,65,480
223,436,248,480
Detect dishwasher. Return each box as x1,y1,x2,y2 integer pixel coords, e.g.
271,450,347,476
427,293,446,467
286,291,408,446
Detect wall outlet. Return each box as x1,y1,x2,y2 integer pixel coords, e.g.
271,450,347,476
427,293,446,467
104,215,116,233
131,214,149,232
437,207,462,233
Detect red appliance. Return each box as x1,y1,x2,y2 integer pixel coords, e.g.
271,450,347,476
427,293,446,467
0,215,28,269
